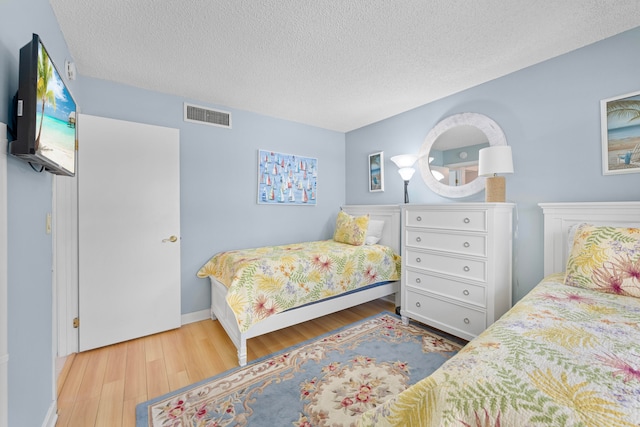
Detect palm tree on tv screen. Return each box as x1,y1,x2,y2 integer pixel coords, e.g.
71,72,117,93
35,46,56,151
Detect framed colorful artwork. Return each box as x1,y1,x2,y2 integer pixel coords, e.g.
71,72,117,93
601,90,640,175
368,151,384,192
257,149,317,205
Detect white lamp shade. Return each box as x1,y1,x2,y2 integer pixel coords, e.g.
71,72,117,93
390,154,418,169
478,146,514,177
398,167,415,181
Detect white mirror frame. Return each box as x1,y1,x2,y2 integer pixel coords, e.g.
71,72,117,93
418,112,507,198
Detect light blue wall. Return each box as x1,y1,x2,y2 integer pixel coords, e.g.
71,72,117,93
1,0,344,424
77,78,345,314
2,0,639,423
346,26,640,302
0,0,81,425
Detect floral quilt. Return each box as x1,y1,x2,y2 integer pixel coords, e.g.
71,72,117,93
197,240,401,332
358,273,640,426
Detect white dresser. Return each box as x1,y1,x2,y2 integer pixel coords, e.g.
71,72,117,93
401,203,514,340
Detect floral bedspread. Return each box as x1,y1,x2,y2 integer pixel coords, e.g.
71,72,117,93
358,273,640,426
197,240,401,332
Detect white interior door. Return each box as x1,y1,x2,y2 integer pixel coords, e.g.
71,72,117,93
78,114,181,351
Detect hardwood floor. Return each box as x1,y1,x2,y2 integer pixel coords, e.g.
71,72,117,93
55,298,394,427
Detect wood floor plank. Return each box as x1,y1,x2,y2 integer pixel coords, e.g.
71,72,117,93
196,337,226,377
123,338,146,400
95,379,125,427
76,348,109,401
103,342,128,385
142,334,163,363
145,358,170,399
122,396,145,427
56,298,394,426
160,330,183,371
167,369,191,391
65,397,100,427
160,330,188,389
178,324,208,384
57,351,89,408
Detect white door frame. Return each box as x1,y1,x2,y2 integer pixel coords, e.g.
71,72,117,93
53,176,79,359
1,123,9,427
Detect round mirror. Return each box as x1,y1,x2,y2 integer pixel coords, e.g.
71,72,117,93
418,112,507,198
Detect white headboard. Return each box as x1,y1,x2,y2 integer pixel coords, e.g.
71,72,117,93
341,205,401,254
539,201,640,276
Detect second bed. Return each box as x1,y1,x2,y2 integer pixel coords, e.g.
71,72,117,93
197,205,402,366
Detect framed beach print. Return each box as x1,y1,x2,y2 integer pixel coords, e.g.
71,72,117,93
257,149,317,205
368,151,384,192
601,90,640,175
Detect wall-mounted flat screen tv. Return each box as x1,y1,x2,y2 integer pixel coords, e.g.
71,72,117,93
11,33,77,177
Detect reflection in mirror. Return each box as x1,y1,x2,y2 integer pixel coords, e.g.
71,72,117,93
418,113,507,199
430,125,489,187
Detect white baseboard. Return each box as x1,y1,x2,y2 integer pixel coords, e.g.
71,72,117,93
0,353,7,427
181,309,211,325
42,401,57,427
1,126,8,427
55,355,68,384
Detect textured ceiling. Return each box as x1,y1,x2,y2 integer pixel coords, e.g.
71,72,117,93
49,0,640,132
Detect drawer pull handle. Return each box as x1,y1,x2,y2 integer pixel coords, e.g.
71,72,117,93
416,216,422,221
463,242,470,248
415,278,421,284
416,302,421,308
416,237,422,242
416,257,422,263
463,289,470,296
464,318,470,324
463,217,470,224
463,266,470,272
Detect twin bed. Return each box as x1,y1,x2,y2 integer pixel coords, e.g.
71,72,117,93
197,205,402,366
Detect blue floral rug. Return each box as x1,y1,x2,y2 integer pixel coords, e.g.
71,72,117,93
136,312,462,426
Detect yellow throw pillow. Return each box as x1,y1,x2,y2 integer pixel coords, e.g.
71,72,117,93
333,211,369,246
565,224,640,297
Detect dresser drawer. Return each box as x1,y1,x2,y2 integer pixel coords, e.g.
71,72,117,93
405,209,487,232
406,270,486,307
405,249,487,282
405,229,487,257
405,291,486,337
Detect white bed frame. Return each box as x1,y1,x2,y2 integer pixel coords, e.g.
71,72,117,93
209,204,401,366
540,201,640,275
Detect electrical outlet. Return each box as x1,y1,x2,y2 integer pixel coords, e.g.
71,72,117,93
46,213,51,234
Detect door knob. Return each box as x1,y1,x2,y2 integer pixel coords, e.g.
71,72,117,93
163,235,178,243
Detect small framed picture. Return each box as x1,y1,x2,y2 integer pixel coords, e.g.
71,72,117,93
601,90,640,175
368,151,384,192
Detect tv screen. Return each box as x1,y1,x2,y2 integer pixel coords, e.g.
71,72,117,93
11,33,77,177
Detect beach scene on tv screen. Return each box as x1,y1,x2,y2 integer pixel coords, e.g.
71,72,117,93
35,42,76,173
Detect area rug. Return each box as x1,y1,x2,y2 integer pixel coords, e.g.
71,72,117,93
136,312,463,426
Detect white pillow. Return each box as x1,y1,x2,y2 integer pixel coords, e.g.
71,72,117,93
365,219,385,245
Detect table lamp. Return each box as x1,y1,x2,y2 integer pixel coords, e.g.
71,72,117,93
478,146,513,202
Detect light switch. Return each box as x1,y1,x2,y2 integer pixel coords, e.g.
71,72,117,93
46,213,51,234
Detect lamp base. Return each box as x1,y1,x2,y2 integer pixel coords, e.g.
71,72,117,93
403,180,410,204
485,176,506,202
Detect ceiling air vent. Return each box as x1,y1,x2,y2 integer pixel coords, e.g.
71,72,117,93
184,103,232,129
